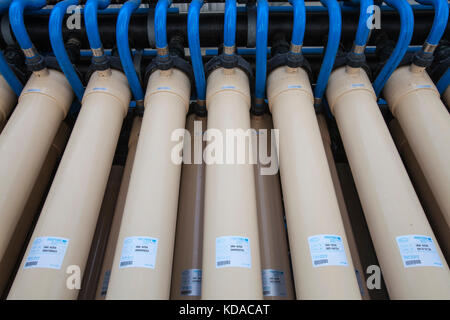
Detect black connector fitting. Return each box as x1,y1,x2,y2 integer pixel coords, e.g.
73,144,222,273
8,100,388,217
346,51,366,69
286,51,305,68
267,52,312,81
205,53,254,82
25,54,46,72
412,50,434,68
91,55,111,71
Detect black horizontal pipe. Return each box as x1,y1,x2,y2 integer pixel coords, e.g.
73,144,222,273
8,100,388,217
0,9,442,52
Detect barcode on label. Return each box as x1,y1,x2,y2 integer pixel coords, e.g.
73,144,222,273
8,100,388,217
120,261,133,267
25,261,38,267
405,259,422,266
314,259,329,266
217,260,231,267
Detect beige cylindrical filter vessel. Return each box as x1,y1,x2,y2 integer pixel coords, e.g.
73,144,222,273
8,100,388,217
0,123,70,295
389,119,450,263
95,116,142,300
0,69,73,278
170,113,206,300
0,75,17,132
326,66,450,299
202,67,262,300
78,165,124,300
317,114,369,299
250,112,295,300
106,68,190,300
8,70,131,300
266,66,360,300
384,66,450,232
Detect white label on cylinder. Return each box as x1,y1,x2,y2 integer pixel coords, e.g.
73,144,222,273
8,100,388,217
262,269,287,297
180,269,202,296
119,236,158,269
308,234,349,267
396,235,443,268
216,236,251,268
24,237,69,270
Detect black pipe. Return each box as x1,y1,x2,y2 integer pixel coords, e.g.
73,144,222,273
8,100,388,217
0,10,441,51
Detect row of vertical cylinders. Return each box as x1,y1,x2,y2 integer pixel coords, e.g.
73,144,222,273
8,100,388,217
0,58,449,299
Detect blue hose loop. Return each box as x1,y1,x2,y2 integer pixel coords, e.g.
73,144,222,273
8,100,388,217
155,0,172,58
9,0,46,58
373,0,414,97
117,0,144,103
415,0,449,47
49,0,85,101
85,0,110,56
288,0,306,50
0,51,23,95
187,0,206,103
354,0,373,49
224,0,237,55
436,68,450,95
313,0,342,106
255,0,268,105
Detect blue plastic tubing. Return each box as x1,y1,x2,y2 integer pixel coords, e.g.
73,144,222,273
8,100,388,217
9,0,46,54
188,0,206,101
436,68,449,95
255,0,268,102
49,0,85,101
224,0,237,51
313,0,341,103
0,1,23,95
415,0,449,46
84,0,110,50
117,0,144,102
354,0,373,47
155,0,171,53
288,0,306,47
373,0,414,97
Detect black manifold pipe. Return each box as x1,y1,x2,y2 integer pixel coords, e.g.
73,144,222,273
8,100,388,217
1,10,442,51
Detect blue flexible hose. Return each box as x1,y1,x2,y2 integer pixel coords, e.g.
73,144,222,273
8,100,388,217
224,0,237,51
314,0,342,104
117,0,144,102
9,0,46,55
188,0,206,102
373,0,414,97
155,0,172,54
255,0,268,103
84,0,110,51
415,0,449,46
436,68,449,95
354,0,373,47
49,0,85,101
288,0,306,47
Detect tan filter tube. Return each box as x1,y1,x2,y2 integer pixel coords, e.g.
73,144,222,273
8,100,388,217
384,66,450,232
106,68,190,300
250,113,295,300
95,116,142,300
202,67,262,300
0,75,17,132
8,70,131,300
389,119,450,263
0,123,70,295
0,69,73,278
317,114,369,299
326,66,450,299
266,66,360,300
78,165,124,300
170,113,206,300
